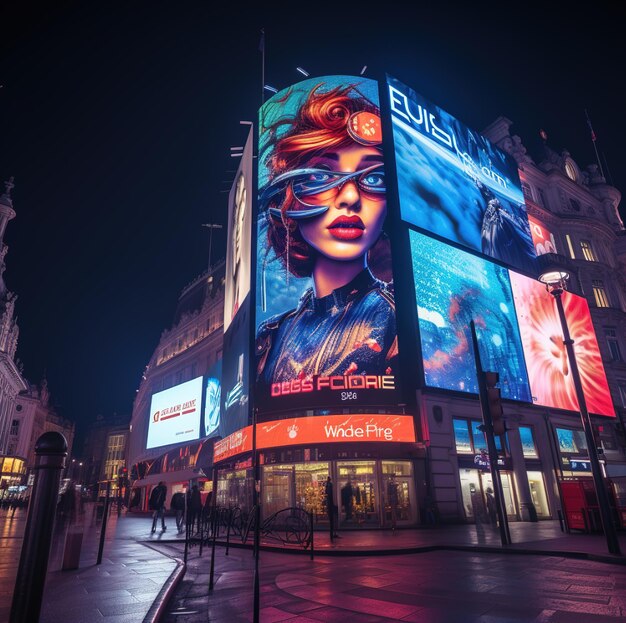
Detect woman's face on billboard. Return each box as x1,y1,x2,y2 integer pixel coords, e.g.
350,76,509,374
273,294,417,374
298,145,386,263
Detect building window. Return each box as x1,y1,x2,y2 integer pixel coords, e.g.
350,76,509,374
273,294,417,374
453,419,472,453
606,328,622,361
556,428,587,453
519,426,538,458
592,280,610,308
580,240,597,262
9,419,19,436
565,234,576,259
565,160,578,182
537,188,547,208
569,198,581,212
521,182,533,202
619,384,626,408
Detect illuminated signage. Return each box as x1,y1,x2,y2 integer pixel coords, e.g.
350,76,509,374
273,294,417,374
410,230,531,401
213,414,416,463
203,360,222,438
528,216,558,256
221,128,253,440
224,129,253,332
387,75,535,273
509,271,615,417
147,376,204,449
255,75,400,415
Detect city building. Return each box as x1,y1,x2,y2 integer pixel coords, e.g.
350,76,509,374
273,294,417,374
128,74,626,533
127,262,225,511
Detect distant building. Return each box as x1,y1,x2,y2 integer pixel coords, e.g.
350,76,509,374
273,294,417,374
0,178,28,461
127,262,224,510
81,413,129,496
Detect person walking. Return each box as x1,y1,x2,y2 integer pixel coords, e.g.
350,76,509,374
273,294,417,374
325,476,339,541
486,487,497,526
188,485,202,534
149,481,167,533
171,491,185,533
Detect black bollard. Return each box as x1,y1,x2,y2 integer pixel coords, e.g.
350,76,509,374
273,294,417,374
96,481,111,565
10,431,67,623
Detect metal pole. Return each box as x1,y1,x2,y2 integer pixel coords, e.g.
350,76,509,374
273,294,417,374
551,288,621,555
252,408,260,623
470,321,511,546
208,472,219,590
10,431,67,623
96,481,111,565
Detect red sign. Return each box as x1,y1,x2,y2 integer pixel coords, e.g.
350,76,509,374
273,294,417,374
214,413,416,463
528,216,557,256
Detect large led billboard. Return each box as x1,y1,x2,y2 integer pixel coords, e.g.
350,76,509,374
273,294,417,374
221,128,253,438
256,76,400,414
509,271,615,416
388,75,535,273
202,359,222,438
224,129,253,332
147,376,204,450
410,230,531,401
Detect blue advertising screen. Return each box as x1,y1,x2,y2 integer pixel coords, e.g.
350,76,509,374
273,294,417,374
256,75,400,415
410,230,531,401
389,75,535,273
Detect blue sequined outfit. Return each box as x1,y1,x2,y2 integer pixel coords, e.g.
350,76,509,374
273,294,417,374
256,269,398,389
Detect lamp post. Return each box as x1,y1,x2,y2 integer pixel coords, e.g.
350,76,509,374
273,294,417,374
538,269,621,555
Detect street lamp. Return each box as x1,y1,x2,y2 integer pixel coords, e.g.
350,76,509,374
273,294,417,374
538,268,621,555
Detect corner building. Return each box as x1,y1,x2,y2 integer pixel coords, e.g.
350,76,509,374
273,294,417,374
213,74,626,531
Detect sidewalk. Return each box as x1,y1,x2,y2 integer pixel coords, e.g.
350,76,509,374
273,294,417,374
3,509,626,623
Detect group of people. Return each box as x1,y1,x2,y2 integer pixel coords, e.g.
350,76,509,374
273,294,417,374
149,482,212,534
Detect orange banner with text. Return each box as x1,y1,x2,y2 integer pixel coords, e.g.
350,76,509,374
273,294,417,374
213,414,416,463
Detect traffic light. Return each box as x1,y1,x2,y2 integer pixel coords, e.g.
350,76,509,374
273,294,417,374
484,371,505,436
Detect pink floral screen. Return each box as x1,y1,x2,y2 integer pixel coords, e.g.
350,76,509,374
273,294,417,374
509,271,614,417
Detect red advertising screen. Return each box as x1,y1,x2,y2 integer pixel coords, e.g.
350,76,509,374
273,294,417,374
213,414,416,463
509,271,614,416
528,216,558,256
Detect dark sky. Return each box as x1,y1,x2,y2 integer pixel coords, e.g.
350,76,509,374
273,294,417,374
1,3,624,448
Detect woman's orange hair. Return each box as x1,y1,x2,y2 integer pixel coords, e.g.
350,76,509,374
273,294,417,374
264,84,381,278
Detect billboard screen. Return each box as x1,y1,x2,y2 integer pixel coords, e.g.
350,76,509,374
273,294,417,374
221,127,253,438
509,271,615,416
202,359,222,438
388,75,535,273
147,376,204,449
214,414,416,463
410,230,531,401
256,76,400,415
224,129,253,332
527,216,558,256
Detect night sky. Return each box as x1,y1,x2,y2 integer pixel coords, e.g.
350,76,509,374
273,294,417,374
1,3,624,448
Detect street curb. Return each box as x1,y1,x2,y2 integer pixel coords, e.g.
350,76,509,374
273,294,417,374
141,545,187,623
156,537,626,566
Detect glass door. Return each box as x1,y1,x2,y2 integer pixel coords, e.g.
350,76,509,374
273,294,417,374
337,461,379,527
381,461,416,526
481,471,518,520
262,465,293,518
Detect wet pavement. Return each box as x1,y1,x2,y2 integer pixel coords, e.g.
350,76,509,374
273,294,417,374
2,507,626,622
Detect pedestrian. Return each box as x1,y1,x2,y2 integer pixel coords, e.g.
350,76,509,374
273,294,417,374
188,485,202,534
324,476,339,540
149,481,167,533
486,487,497,525
171,491,185,533
341,480,354,522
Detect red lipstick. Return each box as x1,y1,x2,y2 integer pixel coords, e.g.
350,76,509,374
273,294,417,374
328,215,365,240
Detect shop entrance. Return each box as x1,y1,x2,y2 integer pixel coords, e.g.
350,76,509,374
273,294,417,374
337,461,379,527
460,468,518,522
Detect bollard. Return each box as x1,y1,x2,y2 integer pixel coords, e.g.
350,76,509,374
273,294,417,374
10,431,67,623
96,481,111,565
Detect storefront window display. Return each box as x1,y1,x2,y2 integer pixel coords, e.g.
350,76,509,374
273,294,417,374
526,471,550,517
216,468,252,514
459,468,518,521
337,461,379,527
381,461,415,526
